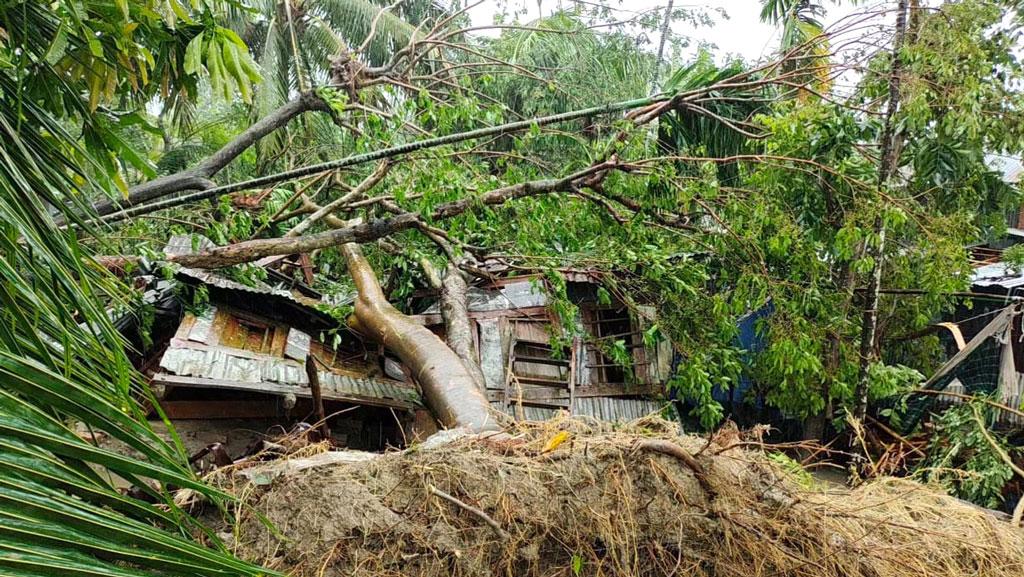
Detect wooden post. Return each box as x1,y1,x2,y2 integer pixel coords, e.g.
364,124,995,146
305,356,330,439
568,337,578,415
298,253,315,285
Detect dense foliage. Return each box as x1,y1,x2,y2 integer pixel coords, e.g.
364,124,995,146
86,0,1024,427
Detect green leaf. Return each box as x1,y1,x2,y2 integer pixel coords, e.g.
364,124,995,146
183,32,204,76
571,553,584,576
87,37,103,58
113,0,129,19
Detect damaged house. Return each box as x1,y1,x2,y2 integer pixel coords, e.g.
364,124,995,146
123,236,423,452
412,268,676,421
120,238,676,456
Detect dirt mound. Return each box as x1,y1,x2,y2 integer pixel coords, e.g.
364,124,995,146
218,417,1024,577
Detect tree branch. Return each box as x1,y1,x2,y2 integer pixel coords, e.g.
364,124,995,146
92,92,334,218
286,161,390,237
167,161,620,269
427,484,508,539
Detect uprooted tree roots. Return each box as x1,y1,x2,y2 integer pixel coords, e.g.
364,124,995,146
215,418,1024,577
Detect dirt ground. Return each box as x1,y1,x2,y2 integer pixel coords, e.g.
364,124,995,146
210,417,1024,577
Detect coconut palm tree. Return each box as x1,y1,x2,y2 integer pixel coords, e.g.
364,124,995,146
0,2,273,575
231,0,454,165
760,0,833,97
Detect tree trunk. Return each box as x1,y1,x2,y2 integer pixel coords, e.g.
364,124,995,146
341,243,498,432
650,0,674,93
440,265,487,392
853,0,909,424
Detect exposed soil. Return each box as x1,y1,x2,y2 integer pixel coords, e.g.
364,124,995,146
214,417,1024,577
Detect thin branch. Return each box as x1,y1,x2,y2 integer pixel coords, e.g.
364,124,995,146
427,484,508,539
287,161,390,237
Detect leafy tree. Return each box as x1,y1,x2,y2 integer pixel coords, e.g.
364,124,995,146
111,1,1024,438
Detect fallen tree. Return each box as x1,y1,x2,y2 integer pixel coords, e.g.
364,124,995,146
220,417,1024,577
165,161,620,268
341,242,498,432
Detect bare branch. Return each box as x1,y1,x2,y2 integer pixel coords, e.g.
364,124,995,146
286,161,390,237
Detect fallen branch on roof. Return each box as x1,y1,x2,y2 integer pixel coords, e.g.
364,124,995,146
166,161,621,269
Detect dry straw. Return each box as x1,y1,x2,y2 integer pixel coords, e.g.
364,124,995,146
219,416,1024,577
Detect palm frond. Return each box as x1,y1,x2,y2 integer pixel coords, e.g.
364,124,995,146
0,7,275,575
659,57,769,185
313,0,421,66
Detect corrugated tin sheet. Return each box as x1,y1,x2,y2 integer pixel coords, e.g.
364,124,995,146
478,319,505,390
495,397,672,422
987,154,1024,184
159,345,420,406
164,234,216,256
972,262,1024,289
285,329,311,361
164,235,314,305
187,306,216,343
422,280,548,314
175,266,299,299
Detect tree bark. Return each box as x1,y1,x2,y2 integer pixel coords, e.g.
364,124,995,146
440,265,487,392
853,0,909,424
92,92,333,218
650,0,674,93
341,243,498,432
304,196,489,394
417,255,487,391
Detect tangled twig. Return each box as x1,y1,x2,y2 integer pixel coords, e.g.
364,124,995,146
427,484,509,540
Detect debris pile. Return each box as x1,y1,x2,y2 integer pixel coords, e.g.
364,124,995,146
218,417,1024,577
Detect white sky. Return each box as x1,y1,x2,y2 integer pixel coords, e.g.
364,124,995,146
467,0,869,62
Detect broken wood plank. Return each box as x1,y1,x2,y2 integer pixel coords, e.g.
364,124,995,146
486,384,661,402
513,375,570,387
513,355,570,366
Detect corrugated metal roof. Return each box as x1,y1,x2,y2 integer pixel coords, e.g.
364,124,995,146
164,235,318,306
160,345,421,407
987,154,1024,184
421,280,549,314
164,234,217,256
495,397,672,422
972,261,1024,289
175,266,300,298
